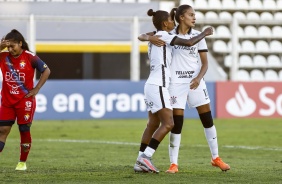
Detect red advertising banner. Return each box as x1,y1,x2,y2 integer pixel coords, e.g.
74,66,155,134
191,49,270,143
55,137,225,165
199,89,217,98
216,82,282,118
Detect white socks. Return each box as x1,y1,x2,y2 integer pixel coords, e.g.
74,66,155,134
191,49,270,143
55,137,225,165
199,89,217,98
143,147,155,157
204,125,219,159
169,133,181,165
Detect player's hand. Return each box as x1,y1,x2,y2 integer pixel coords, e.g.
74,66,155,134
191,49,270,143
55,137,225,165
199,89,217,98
0,38,8,50
203,27,213,36
149,35,165,47
190,77,201,90
25,88,39,98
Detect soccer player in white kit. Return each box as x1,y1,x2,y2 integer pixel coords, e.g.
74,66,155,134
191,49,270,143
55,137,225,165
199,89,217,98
165,5,230,173
134,9,213,173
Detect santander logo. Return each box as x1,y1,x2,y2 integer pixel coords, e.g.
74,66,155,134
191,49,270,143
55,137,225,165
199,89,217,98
226,84,256,117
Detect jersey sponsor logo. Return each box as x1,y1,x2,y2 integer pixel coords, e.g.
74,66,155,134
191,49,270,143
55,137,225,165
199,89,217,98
226,84,256,117
174,45,197,55
5,69,26,94
24,113,30,121
175,71,194,78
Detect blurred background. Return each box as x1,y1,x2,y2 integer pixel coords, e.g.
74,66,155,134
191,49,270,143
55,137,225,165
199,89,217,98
0,0,281,119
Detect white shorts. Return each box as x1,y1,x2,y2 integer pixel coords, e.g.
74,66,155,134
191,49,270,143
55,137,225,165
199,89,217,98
144,83,172,113
169,79,210,109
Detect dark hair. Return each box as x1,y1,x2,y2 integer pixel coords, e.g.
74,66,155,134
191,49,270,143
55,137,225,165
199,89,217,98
5,29,30,51
170,4,192,24
147,9,170,30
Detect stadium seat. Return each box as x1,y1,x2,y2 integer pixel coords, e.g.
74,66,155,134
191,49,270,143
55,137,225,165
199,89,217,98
219,11,232,20
253,55,267,67
241,40,255,52
277,0,282,9
250,69,264,81
249,0,263,9
216,25,231,38
262,0,276,9
180,0,194,6
246,12,260,20
236,0,249,9
244,26,258,37
233,12,247,20
274,12,282,21
237,26,244,37
265,69,279,81
195,11,205,20
267,55,281,67
258,26,272,38
256,40,269,52
205,11,218,19
208,0,221,9
222,0,236,9
138,0,150,2
224,55,232,67
269,40,282,52
272,26,282,38
260,12,273,21
194,0,208,9
228,41,241,52
236,70,250,81
279,70,282,80
213,40,229,53
123,0,135,2
239,55,253,67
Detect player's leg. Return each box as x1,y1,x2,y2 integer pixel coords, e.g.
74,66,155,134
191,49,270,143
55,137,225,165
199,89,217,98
166,83,188,173
15,97,36,171
138,108,173,173
134,113,159,173
0,105,15,155
196,104,230,171
137,85,173,173
191,80,230,171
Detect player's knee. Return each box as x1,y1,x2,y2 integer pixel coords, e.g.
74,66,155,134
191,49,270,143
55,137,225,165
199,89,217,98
171,115,184,134
199,111,214,128
18,123,31,132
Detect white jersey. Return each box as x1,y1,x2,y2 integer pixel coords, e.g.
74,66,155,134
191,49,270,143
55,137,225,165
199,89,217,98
146,31,177,88
170,27,208,83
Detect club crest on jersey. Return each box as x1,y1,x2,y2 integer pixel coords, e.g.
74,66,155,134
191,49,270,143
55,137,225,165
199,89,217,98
145,99,153,109
170,96,177,105
24,114,30,121
20,61,26,68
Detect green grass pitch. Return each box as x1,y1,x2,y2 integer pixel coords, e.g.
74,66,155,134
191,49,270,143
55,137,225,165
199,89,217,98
1,118,281,183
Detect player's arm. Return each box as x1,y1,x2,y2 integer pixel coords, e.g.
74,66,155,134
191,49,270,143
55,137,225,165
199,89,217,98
172,27,213,47
25,67,51,98
138,31,165,47
190,52,208,90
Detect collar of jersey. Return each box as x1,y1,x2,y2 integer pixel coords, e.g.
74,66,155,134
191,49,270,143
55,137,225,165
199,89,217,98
175,25,192,35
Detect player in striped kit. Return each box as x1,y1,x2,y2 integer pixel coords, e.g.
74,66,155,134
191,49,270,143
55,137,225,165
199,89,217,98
134,9,213,173
165,5,230,173
0,29,50,171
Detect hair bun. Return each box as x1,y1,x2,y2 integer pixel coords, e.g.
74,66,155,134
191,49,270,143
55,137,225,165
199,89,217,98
147,9,155,16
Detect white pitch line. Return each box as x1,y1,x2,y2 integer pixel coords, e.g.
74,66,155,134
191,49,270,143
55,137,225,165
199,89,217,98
8,139,282,151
